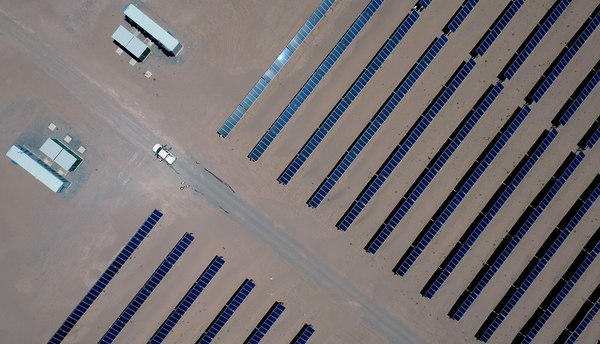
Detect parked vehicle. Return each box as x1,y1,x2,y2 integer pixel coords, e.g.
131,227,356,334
153,144,176,165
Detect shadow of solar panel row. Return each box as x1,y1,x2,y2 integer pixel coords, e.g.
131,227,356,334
476,176,600,342
443,0,479,34
290,324,315,344
99,232,194,344
217,0,336,138
500,0,572,81
551,61,600,127
337,59,476,231
244,301,286,344
577,116,600,149
527,5,600,103
366,83,503,254
471,0,526,57
196,279,255,344
556,283,600,344
148,256,225,344
395,105,531,277
48,209,163,344
422,129,557,298
449,151,584,321
248,0,385,161
308,35,449,208
513,228,600,344
278,9,422,185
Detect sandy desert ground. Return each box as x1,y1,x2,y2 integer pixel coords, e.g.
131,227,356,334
0,0,598,343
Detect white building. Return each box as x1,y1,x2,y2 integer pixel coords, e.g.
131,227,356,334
112,25,151,62
124,4,183,56
6,145,70,193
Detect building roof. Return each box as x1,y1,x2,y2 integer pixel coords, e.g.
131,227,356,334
112,25,150,60
40,138,62,160
54,149,78,171
6,145,69,193
124,4,181,53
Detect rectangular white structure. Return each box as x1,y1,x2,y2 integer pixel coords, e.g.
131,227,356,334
124,4,183,56
40,138,62,160
6,145,69,193
112,25,151,61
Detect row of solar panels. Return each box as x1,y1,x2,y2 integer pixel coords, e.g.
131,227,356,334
471,0,525,57
476,176,600,342
244,302,286,344
556,283,600,343
217,0,337,138
247,0,385,161
500,0,572,81
48,209,163,344
278,9,422,184
307,34,450,208
444,0,479,34
100,232,195,344
514,228,599,343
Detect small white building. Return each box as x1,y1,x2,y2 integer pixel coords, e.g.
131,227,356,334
124,4,183,56
6,145,70,193
112,25,151,62
39,138,83,172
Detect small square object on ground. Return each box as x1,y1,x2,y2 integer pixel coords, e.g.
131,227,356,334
64,135,72,143
144,71,152,78
116,47,123,55
129,59,137,66
77,146,86,154
48,123,57,131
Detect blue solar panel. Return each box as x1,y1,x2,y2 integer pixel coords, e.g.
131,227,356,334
445,0,479,33
278,9,422,185
517,237,599,343
474,0,526,56
529,10,600,102
217,0,337,138
501,0,572,80
555,68,600,126
48,210,163,344
476,178,599,342
196,279,255,344
148,256,225,344
247,0,385,161
307,35,449,208
558,283,600,344
366,83,503,255
337,59,476,231
449,151,584,321
99,232,194,344
290,324,315,344
244,302,286,344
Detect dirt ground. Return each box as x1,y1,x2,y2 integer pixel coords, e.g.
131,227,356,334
0,0,598,343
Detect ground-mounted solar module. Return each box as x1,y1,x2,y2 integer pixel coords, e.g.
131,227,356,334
248,0,385,161
217,0,337,138
148,256,225,344
243,301,286,344
290,324,315,344
476,175,600,342
470,0,526,57
556,283,600,343
48,209,163,344
196,279,255,344
99,232,195,344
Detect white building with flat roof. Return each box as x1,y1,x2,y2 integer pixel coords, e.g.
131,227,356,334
6,145,70,193
112,25,151,61
39,138,83,172
124,4,183,56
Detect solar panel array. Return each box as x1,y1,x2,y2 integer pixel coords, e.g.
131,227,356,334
290,324,315,344
196,279,255,344
99,232,195,344
278,9,422,185
366,83,504,254
476,176,600,342
471,0,526,57
244,302,286,344
513,227,600,344
248,0,385,161
551,61,600,126
578,116,600,149
337,58,476,231
307,35,449,208
48,209,163,344
500,0,572,81
217,0,336,138
421,130,558,298
394,106,532,276
449,151,585,321
444,0,479,34
527,6,600,103
556,283,600,344
148,256,225,344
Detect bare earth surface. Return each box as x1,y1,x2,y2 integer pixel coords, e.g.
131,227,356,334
0,0,598,343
